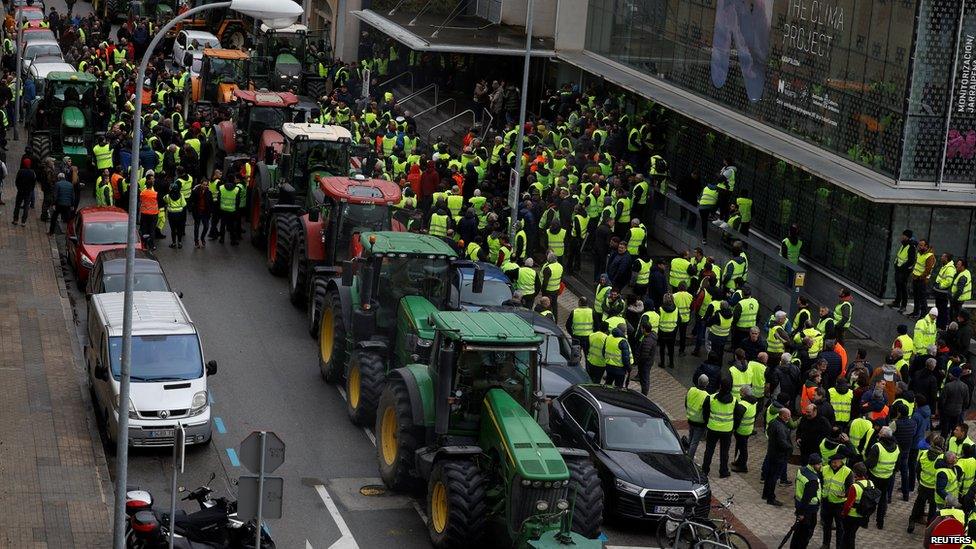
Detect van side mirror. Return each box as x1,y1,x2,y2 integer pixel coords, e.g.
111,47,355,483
206,360,217,376
472,267,485,294
341,260,354,287
94,363,108,380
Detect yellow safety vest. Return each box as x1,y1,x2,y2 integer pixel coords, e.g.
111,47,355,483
936,467,959,505
669,257,691,288
587,332,607,367
686,387,708,423
730,366,751,396
736,399,757,436
822,466,852,503
548,229,567,257
895,244,911,267
914,314,938,351
709,313,733,337
847,479,874,517
515,267,536,294
699,186,718,207
594,285,610,314
954,270,973,301
735,297,759,328
869,443,900,479
918,451,941,489
627,225,645,255
571,308,594,337
936,263,957,291
707,397,735,432
828,388,853,423
93,144,114,169
544,262,563,292
673,291,693,324
429,213,448,237
635,259,651,285
959,457,976,496
659,308,678,333
767,324,787,353
895,333,914,361
748,360,766,395
833,301,852,328
914,252,934,278
615,197,632,223
604,335,624,367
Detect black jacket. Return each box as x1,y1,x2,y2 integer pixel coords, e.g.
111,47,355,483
693,361,722,394
15,168,36,193
767,417,793,458
796,415,831,460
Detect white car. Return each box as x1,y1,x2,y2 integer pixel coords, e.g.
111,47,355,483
172,30,219,73
22,38,62,72
28,60,74,94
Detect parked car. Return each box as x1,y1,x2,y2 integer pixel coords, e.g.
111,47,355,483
550,384,711,520
21,38,61,72
172,30,219,74
481,305,589,397
448,263,513,311
67,206,142,283
27,60,75,95
86,249,174,296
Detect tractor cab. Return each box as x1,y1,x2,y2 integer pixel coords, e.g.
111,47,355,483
191,48,250,105
252,23,308,92
229,89,301,156
275,123,352,200
27,71,99,167
314,177,401,264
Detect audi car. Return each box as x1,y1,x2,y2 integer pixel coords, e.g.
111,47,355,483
550,384,710,520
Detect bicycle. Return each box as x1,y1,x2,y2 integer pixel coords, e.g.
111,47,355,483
654,494,752,549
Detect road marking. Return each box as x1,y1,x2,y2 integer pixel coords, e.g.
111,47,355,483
208,389,215,404
314,484,360,549
214,417,227,434
226,448,240,467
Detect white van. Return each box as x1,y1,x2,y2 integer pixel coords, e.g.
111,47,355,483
86,292,216,448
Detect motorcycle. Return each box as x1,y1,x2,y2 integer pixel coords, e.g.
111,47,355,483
125,473,275,548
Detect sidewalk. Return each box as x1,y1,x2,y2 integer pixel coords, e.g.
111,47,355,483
0,153,113,547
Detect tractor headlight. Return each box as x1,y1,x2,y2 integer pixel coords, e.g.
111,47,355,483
417,339,432,348
535,500,549,512
532,481,542,488
521,479,531,487
544,482,552,488
555,500,569,511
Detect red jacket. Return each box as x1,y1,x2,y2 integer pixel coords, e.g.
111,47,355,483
419,162,439,200
406,164,422,197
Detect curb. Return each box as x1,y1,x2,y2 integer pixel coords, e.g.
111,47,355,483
48,234,115,512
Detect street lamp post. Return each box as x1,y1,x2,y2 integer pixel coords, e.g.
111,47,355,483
112,2,302,548
507,0,534,245
13,20,23,141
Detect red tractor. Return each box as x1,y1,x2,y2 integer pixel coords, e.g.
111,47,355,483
208,89,302,175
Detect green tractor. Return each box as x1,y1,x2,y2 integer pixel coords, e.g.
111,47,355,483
314,231,469,425
375,310,605,548
252,23,307,93
26,71,101,170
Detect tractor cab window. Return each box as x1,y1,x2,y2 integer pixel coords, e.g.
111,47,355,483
334,203,389,262
247,106,286,139
292,140,348,180
452,348,534,420
51,81,91,103
374,256,449,321
270,32,306,56
209,57,244,82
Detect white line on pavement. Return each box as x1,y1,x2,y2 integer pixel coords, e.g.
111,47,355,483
314,484,360,549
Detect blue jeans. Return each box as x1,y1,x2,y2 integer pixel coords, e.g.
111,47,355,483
762,454,788,482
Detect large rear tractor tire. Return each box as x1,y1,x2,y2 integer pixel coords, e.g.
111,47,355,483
318,291,346,383
29,133,52,163
426,460,488,548
307,277,328,338
266,213,295,276
376,379,422,492
566,459,604,539
287,230,308,308
304,78,327,101
221,22,246,49
345,350,386,427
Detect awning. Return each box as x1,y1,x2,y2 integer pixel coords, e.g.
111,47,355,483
558,50,976,206
351,9,555,57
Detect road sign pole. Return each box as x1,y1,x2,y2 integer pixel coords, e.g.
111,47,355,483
255,431,267,549
168,423,185,549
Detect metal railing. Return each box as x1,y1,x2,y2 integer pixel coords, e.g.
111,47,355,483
425,109,476,149
415,98,456,119
399,83,438,111
375,70,414,95
480,109,494,141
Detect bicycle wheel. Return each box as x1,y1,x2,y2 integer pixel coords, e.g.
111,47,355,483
655,515,680,548
722,532,752,549
658,518,716,549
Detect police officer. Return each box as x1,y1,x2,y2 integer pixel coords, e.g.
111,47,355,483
791,454,823,549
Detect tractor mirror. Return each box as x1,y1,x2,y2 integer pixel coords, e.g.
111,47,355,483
472,267,485,294
308,208,320,223
404,333,419,353
341,260,354,286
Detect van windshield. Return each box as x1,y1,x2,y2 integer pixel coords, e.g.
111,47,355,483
108,334,203,381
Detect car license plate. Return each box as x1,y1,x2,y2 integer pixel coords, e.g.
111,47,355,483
149,429,174,438
655,505,684,515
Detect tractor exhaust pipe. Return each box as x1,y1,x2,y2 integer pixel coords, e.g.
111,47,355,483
434,342,455,437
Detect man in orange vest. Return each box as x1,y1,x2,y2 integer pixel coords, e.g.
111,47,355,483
139,179,159,250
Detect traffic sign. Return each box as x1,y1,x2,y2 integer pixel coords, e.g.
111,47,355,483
240,431,285,474
237,476,284,520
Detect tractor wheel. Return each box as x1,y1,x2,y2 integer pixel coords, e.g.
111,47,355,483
249,191,264,247
287,230,308,308
304,79,327,101
307,277,328,338
221,22,246,49
566,459,604,539
29,133,52,163
345,350,386,427
318,291,346,383
266,213,295,276
376,379,422,492
426,460,488,548
106,0,124,19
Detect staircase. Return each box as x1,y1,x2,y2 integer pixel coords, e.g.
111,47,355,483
382,76,491,154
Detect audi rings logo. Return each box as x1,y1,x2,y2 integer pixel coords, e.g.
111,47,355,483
159,410,169,419
661,493,682,502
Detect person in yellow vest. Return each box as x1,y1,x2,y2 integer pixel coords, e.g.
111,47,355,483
820,451,854,548
215,178,243,245
92,135,114,171
908,436,946,531
828,378,854,431
951,259,972,319
912,239,936,318
536,296,555,320
833,288,854,341
914,307,939,353
427,201,453,239
603,325,632,388
626,218,646,257
731,285,760,345
586,326,608,383
767,311,791,366
933,253,957,329
950,424,976,459
935,451,961,512
706,301,734,364
730,386,759,473
515,258,538,307
864,426,899,529
792,453,824,547
668,250,696,293
673,282,694,356
162,186,187,249
545,220,568,264
567,204,588,274
892,324,914,363
891,229,917,312
958,444,976,513
701,379,736,477
839,462,874,548
697,181,720,245
566,297,594,355
540,253,564,320
686,374,710,459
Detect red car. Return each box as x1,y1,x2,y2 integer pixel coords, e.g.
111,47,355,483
67,206,142,283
